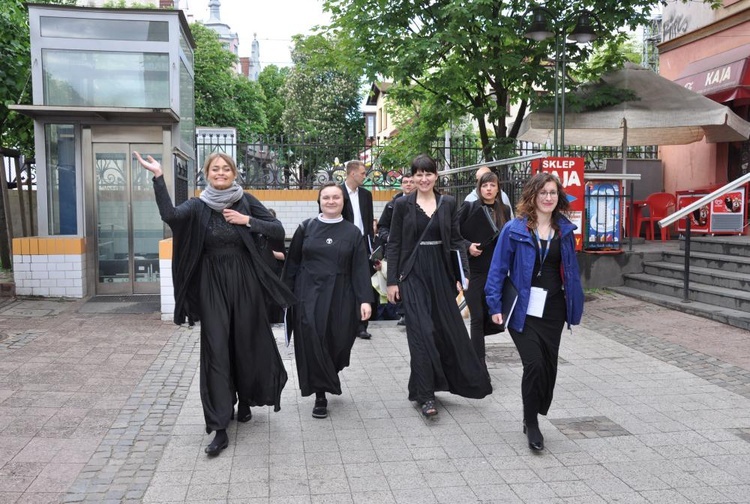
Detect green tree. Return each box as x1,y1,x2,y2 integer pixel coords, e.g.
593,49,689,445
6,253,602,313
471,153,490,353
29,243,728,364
281,34,363,142
258,65,290,138
1,0,74,154
191,22,267,141
324,0,721,160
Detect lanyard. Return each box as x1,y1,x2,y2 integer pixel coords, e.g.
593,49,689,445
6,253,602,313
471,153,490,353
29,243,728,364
534,227,555,277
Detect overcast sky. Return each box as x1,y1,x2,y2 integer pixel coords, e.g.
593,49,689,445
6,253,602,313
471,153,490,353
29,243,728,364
182,0,331,67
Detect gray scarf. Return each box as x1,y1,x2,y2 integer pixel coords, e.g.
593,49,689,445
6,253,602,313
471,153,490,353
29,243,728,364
200,182,245,211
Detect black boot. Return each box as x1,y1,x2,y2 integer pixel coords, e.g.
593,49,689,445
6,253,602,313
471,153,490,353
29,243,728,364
237,401,252,423
205,429,228,456
523,421,544,451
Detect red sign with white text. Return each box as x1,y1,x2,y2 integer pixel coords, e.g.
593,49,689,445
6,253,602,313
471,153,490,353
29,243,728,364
531,157,585,250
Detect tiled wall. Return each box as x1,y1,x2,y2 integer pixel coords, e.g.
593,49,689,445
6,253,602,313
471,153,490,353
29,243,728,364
11,237,86,298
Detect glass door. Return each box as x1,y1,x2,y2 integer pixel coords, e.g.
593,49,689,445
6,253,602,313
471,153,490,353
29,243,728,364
94,143,162,295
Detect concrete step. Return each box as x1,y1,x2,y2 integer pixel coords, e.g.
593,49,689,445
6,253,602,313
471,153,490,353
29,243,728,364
679,235,750,257
622,272,750,313
610,285,750,331
643,261,750,291
662,250,750,274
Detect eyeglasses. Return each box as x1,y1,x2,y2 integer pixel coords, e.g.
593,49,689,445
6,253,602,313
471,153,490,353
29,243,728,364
538,191,559,198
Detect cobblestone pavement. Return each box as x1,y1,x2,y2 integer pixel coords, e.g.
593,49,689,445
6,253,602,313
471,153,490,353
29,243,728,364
0,291,749,503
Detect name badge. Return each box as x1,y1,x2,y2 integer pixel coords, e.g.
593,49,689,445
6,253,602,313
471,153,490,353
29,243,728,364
526,286,547,317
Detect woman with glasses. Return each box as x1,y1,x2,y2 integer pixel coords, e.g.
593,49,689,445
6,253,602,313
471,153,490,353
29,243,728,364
485,172,584,451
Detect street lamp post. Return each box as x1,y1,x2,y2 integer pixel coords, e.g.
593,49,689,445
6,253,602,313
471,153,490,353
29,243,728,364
524,6,599,157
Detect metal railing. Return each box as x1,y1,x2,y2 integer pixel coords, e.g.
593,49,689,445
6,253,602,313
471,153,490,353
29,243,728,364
658,171,750,302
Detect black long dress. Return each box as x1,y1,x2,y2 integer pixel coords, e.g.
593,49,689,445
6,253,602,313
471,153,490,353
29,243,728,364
508,236,566,426
199,212,288,433
283,217,372,397
400,206,493,404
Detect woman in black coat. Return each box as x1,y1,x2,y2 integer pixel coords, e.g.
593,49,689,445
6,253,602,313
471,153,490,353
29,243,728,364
135,152,295,457
386,154,492,418
459,171,511,372
282,182,373,419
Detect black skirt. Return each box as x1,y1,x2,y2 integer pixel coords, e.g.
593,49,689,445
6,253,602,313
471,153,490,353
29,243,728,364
400,243,492,403
199,247,287,433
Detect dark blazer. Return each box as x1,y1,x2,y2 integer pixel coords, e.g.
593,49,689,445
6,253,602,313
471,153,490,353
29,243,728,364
375,191,404,248
341,182,374,250
386,191,468,286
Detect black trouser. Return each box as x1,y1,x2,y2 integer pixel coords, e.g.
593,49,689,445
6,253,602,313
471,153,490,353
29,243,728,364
508,317,564,426
464,272,489,362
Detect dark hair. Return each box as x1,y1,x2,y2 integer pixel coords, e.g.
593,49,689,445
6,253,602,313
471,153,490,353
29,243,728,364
517,172,570,229
476,171,509,229
317,181,345,206
410,154,438,176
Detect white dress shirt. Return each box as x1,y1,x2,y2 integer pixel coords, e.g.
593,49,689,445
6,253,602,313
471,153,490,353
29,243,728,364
346,183,365,235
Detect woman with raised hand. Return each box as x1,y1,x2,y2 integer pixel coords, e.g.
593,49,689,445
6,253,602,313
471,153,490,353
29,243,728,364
386,154,492,418
485,172,584,451
135,152,295,457
282,182,372,419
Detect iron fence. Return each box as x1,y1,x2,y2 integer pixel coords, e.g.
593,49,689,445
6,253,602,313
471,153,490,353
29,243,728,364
195,132,658,199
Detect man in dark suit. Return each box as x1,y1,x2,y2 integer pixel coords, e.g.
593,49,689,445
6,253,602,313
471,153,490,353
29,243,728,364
341,159,376,339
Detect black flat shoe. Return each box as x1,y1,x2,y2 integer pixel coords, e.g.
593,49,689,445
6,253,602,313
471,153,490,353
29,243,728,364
312,397,328,418
357,330,372,339
237,402,252,423
523,422,544,451
205,430,228,457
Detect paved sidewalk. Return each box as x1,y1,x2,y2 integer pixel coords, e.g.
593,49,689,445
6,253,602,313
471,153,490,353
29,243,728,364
1,292,750,503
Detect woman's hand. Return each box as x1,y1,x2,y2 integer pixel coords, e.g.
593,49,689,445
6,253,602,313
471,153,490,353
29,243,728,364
222,209,250,226
491,313,503,325
360,303,372,321
468,243,482,257
387,285,400,304
134,152,163,178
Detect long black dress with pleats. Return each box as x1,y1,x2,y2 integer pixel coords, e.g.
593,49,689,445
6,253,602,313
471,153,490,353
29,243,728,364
199,211,288,434
283,218,372,397
400,206,492,404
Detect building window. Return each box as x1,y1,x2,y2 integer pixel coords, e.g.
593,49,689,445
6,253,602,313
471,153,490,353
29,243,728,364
40,16,169,42
42,49,169,108
366,115,376,138
45,124,77,235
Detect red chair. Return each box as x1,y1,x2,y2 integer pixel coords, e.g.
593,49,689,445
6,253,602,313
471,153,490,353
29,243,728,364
635,192,676,241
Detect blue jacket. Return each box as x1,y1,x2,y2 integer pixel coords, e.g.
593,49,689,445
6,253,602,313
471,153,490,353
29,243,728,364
485,216,584,332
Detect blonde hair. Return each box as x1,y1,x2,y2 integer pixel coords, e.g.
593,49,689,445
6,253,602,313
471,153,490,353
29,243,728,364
203,153,238,177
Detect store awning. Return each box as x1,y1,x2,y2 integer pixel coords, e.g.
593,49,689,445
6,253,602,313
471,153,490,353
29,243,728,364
674,44,750,103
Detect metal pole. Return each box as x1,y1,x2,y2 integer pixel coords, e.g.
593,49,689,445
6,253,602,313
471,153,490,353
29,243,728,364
682,218,691,303
628,182,634,252
553,35,560,157
560,38,566,156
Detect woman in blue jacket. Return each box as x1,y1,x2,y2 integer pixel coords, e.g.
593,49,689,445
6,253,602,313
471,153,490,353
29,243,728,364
485,172,584,451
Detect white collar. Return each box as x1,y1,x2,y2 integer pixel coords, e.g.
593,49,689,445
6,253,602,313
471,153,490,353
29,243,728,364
317,214,344,223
